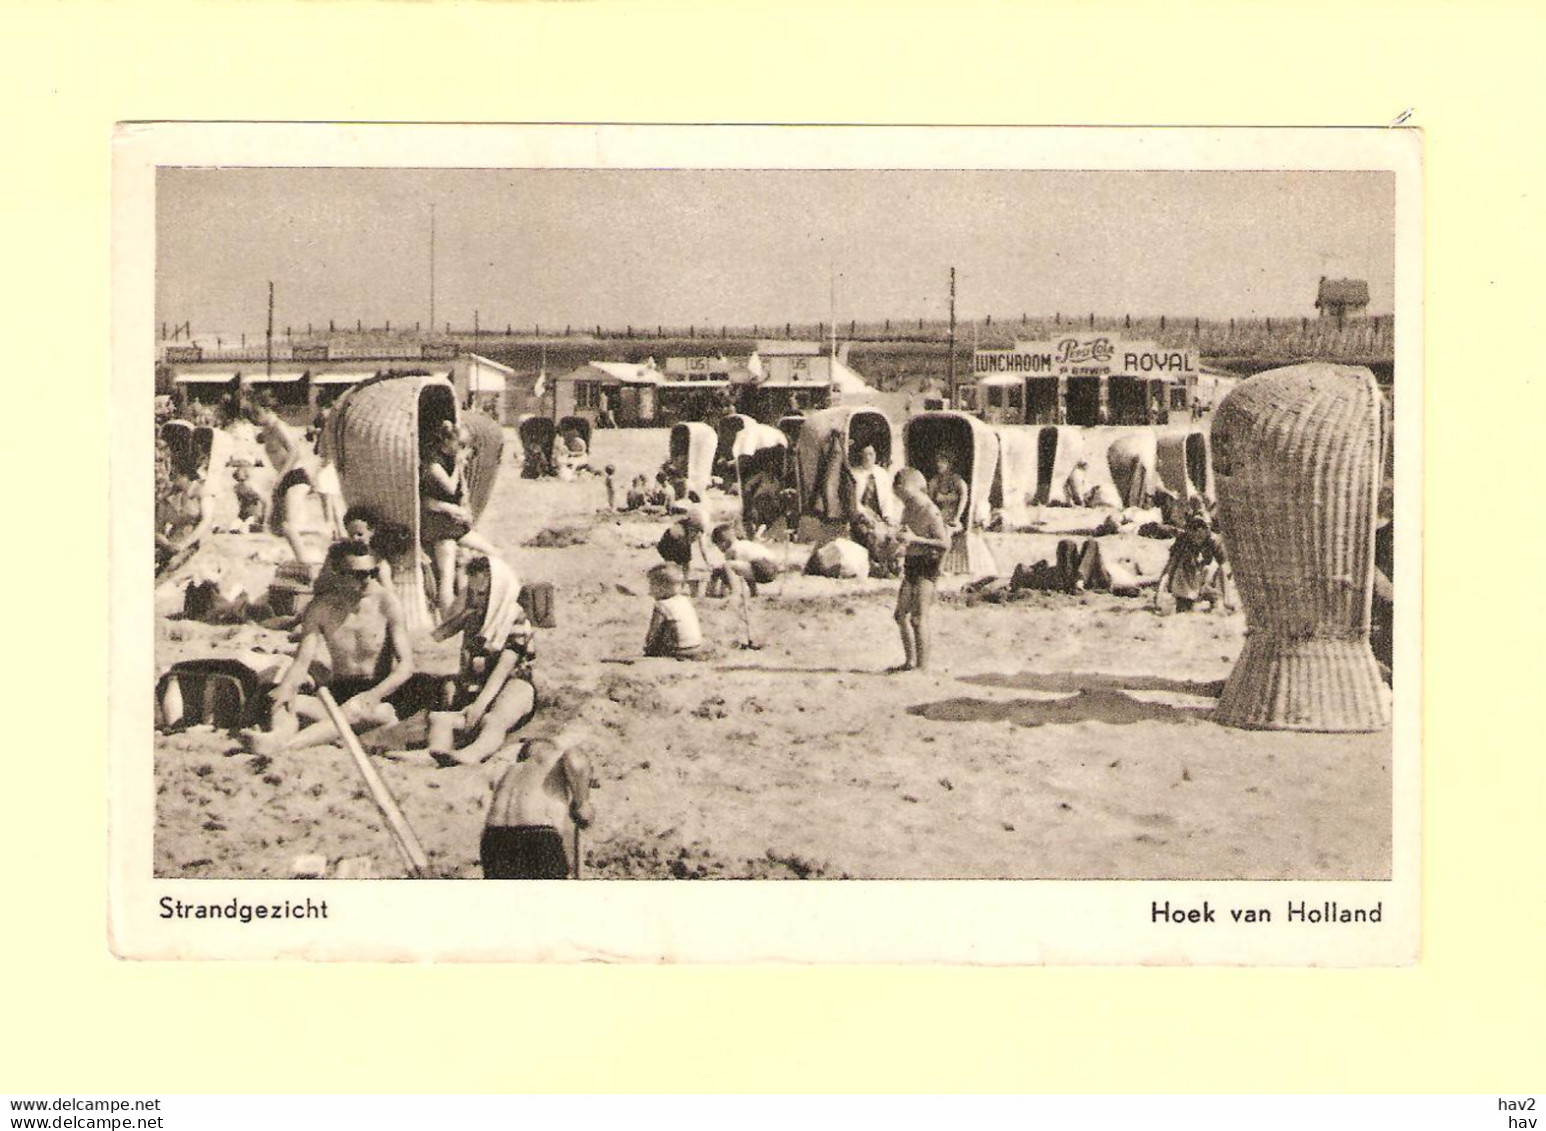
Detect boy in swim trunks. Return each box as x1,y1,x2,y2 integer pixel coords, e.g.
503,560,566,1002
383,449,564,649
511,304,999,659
891,467,952,673
706,523,780,597
481,736,594,879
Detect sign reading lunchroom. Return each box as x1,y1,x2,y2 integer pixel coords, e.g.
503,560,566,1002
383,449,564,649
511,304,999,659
974,336,1197,379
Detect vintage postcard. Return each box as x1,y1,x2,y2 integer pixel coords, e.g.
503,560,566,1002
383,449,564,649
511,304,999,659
110,124,1421,963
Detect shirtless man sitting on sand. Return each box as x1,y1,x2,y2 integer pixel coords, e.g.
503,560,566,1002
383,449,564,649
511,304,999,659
245,542,428,754
481,736,595,879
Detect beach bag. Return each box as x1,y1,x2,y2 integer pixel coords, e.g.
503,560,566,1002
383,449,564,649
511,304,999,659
519,582,557,629
156,657,280,731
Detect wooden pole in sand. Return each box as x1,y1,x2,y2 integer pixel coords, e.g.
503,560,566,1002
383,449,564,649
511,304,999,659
317,688,429,878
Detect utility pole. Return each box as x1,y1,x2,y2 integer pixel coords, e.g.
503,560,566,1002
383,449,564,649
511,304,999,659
428,204,437,337
265,281,275,378
947,267,957,409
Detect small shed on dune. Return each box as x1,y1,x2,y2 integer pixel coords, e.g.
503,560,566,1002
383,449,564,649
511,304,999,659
1315,277,1371,327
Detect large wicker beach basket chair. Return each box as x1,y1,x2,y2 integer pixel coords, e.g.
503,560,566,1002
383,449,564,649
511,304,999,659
668,421,717,497
904,411,1000,576
793,405,897,544
1210,363,1390,732
989,424,1042,528
1105,428,1161,509
324,373,504,634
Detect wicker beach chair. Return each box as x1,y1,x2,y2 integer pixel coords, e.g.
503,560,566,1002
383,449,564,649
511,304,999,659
1210,363,1390,732
323,373,504,634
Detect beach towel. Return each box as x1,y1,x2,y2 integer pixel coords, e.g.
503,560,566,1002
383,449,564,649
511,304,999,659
477,556,526,650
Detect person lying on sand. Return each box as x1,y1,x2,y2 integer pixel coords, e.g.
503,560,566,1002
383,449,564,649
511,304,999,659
891,467,952,674
804,536,870,580
424,554,540,766
643,563,707,660
1008,538,1157,598
481,736,594,879
243,543,432,755
706,523,780,597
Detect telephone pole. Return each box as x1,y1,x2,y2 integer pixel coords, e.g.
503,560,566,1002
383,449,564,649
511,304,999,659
947,267,957,408
265,281,275,378
428,204,437,336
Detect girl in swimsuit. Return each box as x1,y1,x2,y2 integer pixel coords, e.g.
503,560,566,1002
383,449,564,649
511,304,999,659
420,421,497,616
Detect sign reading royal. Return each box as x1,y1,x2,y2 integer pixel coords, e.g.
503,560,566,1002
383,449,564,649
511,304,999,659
975,337,1197,379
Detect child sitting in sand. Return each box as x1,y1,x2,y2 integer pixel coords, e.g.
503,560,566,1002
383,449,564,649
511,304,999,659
643,562,706,660
624,475,650,512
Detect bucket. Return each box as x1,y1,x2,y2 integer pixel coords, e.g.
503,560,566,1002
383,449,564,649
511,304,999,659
427,711,465,755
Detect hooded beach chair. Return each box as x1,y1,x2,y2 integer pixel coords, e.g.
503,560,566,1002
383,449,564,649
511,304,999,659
518,416,557,478
1105,428,1161,509
1156,427,1215,502
989,424,1041,529
323,373,504,634
668,421,717,497
731,419,790,531
1210,363,1390,732
792,405,899,544
1032,425,1087,506
903,411,999,576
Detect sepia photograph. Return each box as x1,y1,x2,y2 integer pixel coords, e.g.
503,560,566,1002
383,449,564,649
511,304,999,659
112,125,1420,962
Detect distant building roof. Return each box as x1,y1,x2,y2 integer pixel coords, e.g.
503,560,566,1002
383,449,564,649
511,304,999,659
754,340,825,356
564,361,664,386
465,352,516,376
1316,277,1371,309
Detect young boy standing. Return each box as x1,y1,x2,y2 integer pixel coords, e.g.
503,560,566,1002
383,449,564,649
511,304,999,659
891,467,952,673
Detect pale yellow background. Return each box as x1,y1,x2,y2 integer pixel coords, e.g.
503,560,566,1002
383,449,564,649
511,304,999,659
3,0,1542,1092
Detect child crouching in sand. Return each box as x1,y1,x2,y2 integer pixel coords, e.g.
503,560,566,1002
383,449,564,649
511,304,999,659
643,562,708,660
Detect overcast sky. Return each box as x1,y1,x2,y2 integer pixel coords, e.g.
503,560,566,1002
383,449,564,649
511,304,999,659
157,168,1394,334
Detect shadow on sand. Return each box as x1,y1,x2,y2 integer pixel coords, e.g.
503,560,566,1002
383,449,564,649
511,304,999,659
909,670,1223,729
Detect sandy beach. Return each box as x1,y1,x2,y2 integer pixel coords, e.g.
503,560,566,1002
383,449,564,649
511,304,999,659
153,426,1390,882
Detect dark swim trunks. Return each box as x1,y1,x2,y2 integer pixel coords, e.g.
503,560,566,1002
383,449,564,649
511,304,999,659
481,825,570,879
903,550,943,583
326,672,446,718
